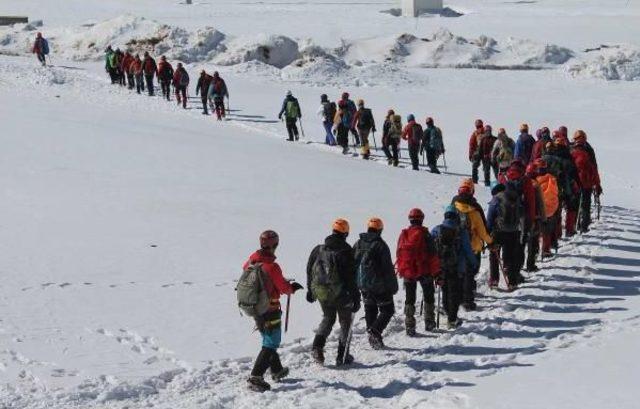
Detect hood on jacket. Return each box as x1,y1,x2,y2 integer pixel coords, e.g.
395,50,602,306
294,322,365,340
248,250,276,264
325,233,348,249
359,231,381,243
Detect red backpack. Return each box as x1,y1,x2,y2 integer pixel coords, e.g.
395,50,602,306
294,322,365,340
396,226,429,280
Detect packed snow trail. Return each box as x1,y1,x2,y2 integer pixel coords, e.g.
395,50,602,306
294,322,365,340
3,206,639,408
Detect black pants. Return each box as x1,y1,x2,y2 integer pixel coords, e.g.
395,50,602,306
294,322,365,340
118,69,125,86
285,118,299,140
126,73,135,89
108,67,118,84
489,231,522,285
408,145,420,170
37,53,46,65
214,97,225,119
471,158,481,183
201,96,208,114
442,269,463,323
145,75,154,96
526,224,540,269
426,148,440,173
579,188,593,232
463,253,481,305
175,85,187,108
382,138,399,165
337,125,349,152
316,303,353,344
250,347,283,377
363,292,394,335
482,159,497,185
160,80,171,100
350,127,360,145
135,74,144,93
404,276,434,306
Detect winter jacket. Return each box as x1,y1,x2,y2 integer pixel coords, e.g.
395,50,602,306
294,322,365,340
451,194,489,230
278,95,301,119
514,132,535,164
353,107,376,132
543,151,579,201
207,77,228,99
243,250,294,312
395,225,440,280
531,135,552,162
492,134,515,169
130,58,143,75
571,143,601,190
402,120,423,148
431,219,477,274
306,233,359,306
353,231,398,295
107,52,119,70
142,56,157,76
157,61,174,82
120,53,133,73
32,37,46,54
453,200,493,253
196,74,213,96
468,129,483,161
424,125,444,153
479,133,497,161
172,67,189,87
104,50,114,70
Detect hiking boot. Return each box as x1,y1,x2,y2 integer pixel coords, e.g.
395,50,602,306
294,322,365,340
404,304,416,336
393,160,399,167
424,303,435,330
542,251,553,259
312,348,325,365
367,329,384,350
336,342,354,366
406,326,416,337
462,302,477,312
387,158,393,165
342,147,349,155
425,319,436,332
515,274,526,284
447,319,463,330
271,367,289,382
488,278,499,289
247,376,271,392
526,265,539,273
507,283,518,292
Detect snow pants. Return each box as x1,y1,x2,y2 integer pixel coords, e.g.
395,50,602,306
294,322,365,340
408,144,420,171
324,121,336,145
336,124,349,153
175,85,187,108
471,157,481,184
214,97,225,119
135,74,145,94
482,159,498,186
350,127,360,146
578,188,593,232
382,137,399,165
427,148,440,173
160,80,171,100
404,277,435,329
542,211,560,254
145,74,154,96
526,225,540,270
126,73,135,89
463,253,481,306
363,292,395,336
489,231,522,285
36,53,46,65
316,302,353,344
285,118,299,141
358,128,371,158
442,269,463,323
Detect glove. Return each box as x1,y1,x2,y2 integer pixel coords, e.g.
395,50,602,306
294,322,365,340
351,299,361,313
595,185,603,196
278,114,282,120
306,290,315,303
290,281,304,293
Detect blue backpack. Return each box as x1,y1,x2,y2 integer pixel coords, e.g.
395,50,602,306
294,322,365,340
42,39,49,55
356,245,384,293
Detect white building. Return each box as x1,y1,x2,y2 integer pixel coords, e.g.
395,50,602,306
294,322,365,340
401,0,443,17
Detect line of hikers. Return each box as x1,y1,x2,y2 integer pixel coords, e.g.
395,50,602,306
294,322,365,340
103,46,230,120
238,128,602,392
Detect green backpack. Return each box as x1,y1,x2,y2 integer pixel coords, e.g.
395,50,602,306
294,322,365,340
285,100,300,119
236,263,271,318
310,246,344,304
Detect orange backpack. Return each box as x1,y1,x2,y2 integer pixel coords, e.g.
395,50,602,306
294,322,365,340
536,173,559,218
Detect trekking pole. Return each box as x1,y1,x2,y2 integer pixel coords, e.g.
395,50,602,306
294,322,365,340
421,150,426,167
442,152,448,171
595,193,601,221
420,298,424,317
372,130,378,151
343,312,355,365
436,285,441,329
576,193,583,234
299,118,306,139
284,294,291,333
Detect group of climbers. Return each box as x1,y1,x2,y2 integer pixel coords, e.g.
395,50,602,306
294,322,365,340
101,46,229,118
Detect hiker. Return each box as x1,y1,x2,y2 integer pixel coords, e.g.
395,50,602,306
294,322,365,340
452,179,493,310
353,218,398,349
547,135,580,238
318,94,337,145
306,219,360,366
402,114,423,171
422,117,445,174
131,54,145,94
531,127,552,162
278,91,302,141
32,32,49,66
432,205,477,328
115,49,126,86
514,123,535,164
352,99,376,159
523,162,547,272
121,51,135,89
142,52,157,96
242,230,303,392
157,56,174,101
381,110,401,166
333,101,351,154
468,119,485,184
492,128,515,183
504,159,539,278
396,208,440,335
533,158,560,258
571,130,602,233
556,125,571,146
172,63,189,109
479,125,498,185
195,70,213,115
105,46,118,84
487,182,523,290
339,92,359,146
207,71,229,120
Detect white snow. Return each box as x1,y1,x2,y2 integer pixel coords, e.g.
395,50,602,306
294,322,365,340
1,0,640,408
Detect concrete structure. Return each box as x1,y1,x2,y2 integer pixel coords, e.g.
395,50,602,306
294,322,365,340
401,0,443,17
0,16,28,26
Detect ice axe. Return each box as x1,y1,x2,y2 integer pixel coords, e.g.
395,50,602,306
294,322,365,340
284,293,291,333
299,118,306,139
371,130,378,151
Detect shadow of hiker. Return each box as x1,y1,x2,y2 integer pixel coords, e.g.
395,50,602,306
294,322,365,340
314,378,475,399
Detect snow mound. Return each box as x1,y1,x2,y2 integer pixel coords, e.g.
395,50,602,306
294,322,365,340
212,34,299,69
566,46,640,81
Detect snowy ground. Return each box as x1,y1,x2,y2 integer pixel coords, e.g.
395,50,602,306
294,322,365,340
1,0,640,408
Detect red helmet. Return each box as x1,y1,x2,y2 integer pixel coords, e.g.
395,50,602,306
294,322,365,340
342,92,349,99
475,119,484,129
408,208,425,222
259,230,279,250
458,178,475,195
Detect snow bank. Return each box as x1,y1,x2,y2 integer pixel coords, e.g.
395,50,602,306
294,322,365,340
212,34,299,69
566,45,640,81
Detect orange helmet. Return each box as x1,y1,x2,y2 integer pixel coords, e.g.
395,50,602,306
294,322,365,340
573,129,587,143
332,218,350,234
458,178,475,195
367,217,384,231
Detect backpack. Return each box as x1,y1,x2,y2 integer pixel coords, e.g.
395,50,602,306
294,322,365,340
498,139,514,164
429,127,444,152
435,225,460,274
286,99,300,119
536,174,559,218
356,245,383,293
310,246,344,304
396,227,428,280
42,39,49,55
358,108,373,130
389,121,402,139
410,123,422,145
323,102,336,122
341,109,352,127
236,263,271,318
458,210,472,234
179,70,190,86
496,181,523,232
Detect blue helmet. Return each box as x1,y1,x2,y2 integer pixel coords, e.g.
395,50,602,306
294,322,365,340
444,204,457,217
407,114,415,122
